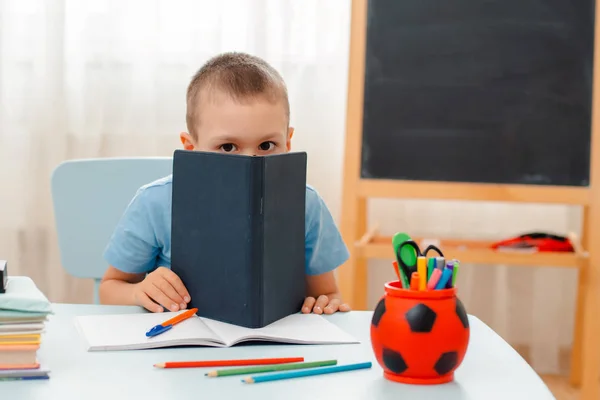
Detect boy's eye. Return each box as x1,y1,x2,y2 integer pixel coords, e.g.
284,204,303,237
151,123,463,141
258,141,276,151
220,143,237,152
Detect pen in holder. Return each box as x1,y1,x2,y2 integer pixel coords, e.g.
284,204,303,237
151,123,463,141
370,234,470,384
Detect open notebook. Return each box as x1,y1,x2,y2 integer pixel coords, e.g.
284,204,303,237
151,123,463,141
75,311,359,351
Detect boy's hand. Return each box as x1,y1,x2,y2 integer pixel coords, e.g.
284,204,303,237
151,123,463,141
132,267,191,313
301,294,351,315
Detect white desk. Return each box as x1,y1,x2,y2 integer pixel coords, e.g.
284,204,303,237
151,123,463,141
3,304,554,399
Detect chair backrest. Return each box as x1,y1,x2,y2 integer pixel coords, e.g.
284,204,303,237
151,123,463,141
51,157,173,290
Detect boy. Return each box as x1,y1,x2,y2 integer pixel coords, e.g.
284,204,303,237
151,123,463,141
99,52,351,316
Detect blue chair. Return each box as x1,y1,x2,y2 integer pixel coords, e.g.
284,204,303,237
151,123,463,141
51,157,173,303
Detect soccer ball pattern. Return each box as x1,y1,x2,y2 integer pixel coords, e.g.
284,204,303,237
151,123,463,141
370,291,470,384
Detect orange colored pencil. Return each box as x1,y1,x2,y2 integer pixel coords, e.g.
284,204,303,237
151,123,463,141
154,357,304,369
161,308,198,327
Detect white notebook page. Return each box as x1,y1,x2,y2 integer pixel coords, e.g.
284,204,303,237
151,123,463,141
75,312,221,351
202,313,360,346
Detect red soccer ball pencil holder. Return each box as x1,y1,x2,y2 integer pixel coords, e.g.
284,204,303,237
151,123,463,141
370,233,470,384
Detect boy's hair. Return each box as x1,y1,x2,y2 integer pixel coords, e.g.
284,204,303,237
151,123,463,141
186,52,290,138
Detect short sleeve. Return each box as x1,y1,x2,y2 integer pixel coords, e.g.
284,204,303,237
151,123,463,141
103,188,160,274
305,187,350,276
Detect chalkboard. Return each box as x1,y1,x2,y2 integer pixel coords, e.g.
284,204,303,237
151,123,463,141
360,0,595,186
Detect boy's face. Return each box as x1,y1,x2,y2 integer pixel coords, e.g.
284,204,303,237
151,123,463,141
180,92,293,156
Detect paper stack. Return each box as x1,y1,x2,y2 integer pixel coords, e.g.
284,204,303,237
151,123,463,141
0,276,52,381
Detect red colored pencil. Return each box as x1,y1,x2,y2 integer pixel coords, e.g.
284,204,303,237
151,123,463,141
154,357,304,369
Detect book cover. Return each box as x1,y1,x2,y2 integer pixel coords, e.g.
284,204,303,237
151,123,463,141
171,150,307,328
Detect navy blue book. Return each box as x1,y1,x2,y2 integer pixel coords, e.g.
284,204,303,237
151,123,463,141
171,150,307,328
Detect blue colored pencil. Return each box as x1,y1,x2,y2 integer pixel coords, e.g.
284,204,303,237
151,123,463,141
242,362,372,384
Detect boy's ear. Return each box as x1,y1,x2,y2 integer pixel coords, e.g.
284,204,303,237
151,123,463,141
180,132,195,150
286,127,294,151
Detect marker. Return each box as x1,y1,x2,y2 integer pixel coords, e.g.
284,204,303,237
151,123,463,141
452,261,460,287
242,362,372,384
435,267,453,290
410,272,419,290
146,308,198,338
444,262,455,288
417,257,427,291
435,257,445,270
427,268,442,290
426,258,436,281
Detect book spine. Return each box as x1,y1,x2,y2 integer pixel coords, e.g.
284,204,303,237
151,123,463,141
251,157,265,328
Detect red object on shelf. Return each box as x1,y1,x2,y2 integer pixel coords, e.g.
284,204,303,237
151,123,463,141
490,232,574,252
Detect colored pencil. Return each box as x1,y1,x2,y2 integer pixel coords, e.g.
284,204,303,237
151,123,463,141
154,357,304,369
242,362,372,384
206,359,337,377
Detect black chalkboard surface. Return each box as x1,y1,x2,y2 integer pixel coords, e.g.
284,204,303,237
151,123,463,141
361,0,595,186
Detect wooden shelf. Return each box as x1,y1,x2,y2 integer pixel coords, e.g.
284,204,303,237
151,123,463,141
356,235,584,268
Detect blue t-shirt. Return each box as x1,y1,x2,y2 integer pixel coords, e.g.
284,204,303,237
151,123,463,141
103,175,349,276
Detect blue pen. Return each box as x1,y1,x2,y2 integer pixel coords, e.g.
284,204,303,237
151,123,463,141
146,308,198,338
242,362,372,384
435,267,453,290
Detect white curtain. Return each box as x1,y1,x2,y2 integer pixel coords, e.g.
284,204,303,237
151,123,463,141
0,0,577,374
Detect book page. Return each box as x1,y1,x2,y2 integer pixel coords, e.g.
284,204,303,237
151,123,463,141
202,313,359,347
0,323,44,333
75,312,222,351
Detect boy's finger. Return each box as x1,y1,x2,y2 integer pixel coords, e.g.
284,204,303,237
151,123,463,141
339,303,351,312
302,297,316,313
324,298,341,314
137,292,164,313
155,278,185,308
147,283,180,312
313,295,329,314
160,269,191,303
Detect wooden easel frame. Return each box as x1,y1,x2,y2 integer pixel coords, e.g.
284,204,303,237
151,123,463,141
338,0,600,397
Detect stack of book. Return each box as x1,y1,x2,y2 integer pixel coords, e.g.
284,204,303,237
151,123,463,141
0,273,52,381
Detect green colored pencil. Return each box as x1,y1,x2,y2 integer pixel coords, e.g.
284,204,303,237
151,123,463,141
205,359,337,377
